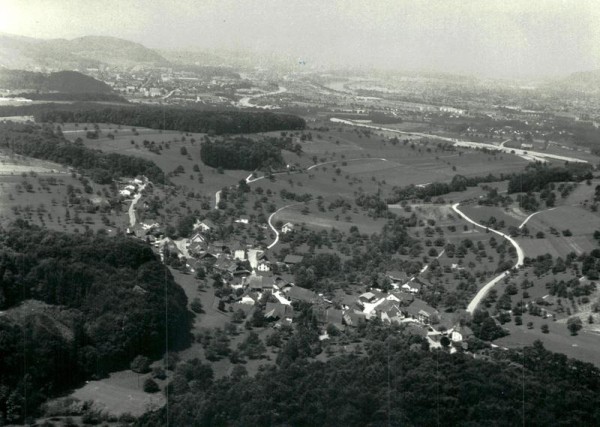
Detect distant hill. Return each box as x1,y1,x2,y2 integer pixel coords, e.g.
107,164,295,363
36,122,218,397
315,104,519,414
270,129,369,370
0,69,114,93
0,33,169,69
546,69,600,93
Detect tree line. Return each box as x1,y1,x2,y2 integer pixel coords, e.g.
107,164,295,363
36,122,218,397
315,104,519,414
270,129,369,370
137,331,600,426
26,104,306,135
0,122,165,184
0,221,191,424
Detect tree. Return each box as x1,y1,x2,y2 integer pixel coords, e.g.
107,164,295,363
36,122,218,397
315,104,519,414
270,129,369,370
567,316,583,335
131,355,151,373
190,298,203,314
541,324,549,334
143,378,160,393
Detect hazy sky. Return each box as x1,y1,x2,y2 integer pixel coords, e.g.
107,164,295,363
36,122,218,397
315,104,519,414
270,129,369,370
1,0,600,78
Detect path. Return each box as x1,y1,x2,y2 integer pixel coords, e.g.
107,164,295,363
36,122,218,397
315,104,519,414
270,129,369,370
267,203,301,249
451,203,525,314
518,207,555,229
331,118,588,164
128,182,147,227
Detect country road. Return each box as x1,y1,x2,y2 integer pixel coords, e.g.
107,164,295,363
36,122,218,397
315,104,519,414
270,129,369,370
331,117,588,164
128,182,147,227
451,203,525,314
518,207,555,229
267,203,301,249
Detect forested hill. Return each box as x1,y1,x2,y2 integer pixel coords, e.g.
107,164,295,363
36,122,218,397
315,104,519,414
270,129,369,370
0,69,114,93
137,333,600,426
34,105,306,134
0,122,165,184
0,221,191,424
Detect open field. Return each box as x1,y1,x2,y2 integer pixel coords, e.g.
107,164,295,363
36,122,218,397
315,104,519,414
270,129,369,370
71,371,165,417
517,205,599,257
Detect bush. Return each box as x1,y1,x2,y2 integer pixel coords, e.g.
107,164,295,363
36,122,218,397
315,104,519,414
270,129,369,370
190,298,203,314
143,378,160,393
130,355,151,374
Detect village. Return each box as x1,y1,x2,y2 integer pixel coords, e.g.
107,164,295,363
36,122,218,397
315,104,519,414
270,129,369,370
121,177,473,354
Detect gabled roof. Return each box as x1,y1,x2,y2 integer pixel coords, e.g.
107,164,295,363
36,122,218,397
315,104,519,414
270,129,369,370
286,285,318,303
283,254,304,264
404,299,438,318
265,302,294,320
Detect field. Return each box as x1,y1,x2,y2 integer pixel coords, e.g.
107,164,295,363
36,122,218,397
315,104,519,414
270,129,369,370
517,205,599,257
71,371,165,417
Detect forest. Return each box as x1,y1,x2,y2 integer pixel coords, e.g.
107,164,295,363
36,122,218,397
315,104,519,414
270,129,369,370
0,122,165,184
200,137,285,170
0,221,191,424
136,325,600,427
507,163,593,194
30,105,306,135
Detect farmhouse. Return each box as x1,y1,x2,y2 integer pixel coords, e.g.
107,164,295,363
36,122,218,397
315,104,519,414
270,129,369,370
403,299,438,325
451,325,474,343
281,222,295,233
283,254,304,265
265,302,294,322
285,285,318,303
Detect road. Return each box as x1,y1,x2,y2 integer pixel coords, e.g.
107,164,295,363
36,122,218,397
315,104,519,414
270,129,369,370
214,190,222,209
267,203,301,249
518,207,555,229
237,86,287,109
331,118,588,164
128,183,147,227
451,203,525,314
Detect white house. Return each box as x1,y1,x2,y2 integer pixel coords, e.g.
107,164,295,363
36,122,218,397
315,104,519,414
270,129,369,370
234,249,246,261
281,222,294,234
257,261,270,272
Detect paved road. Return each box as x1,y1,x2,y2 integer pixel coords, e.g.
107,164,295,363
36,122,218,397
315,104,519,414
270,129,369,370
214,190,222,209
451,203,525,314
331,118,588,164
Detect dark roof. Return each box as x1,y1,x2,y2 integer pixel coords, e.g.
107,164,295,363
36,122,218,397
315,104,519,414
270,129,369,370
265,302,294,320
404,299,437,318
283,254,304,264
286,285,318,302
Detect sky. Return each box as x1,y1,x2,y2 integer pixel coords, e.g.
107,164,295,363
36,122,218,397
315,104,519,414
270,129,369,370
1,0,600,78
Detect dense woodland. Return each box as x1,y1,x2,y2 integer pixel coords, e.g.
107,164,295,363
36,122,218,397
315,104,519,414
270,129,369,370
0,122,165,184
32,105,306,135
137,327,600,427
11,92,127,103
200,137,286,171
0,221,191,424
507,163,593,194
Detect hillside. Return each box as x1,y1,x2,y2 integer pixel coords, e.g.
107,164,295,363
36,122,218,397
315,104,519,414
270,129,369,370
0,33,168,69
0,69,114,93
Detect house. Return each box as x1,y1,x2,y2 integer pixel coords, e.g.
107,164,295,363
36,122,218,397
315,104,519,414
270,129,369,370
315,307,344,328
359,292,379,304
233,249,246,261
451,325,474,343
403,299,438,325
343,309,366,327
281,222,294,234
195,219,215,232
257,261,271,272
285,285,318,303
264,302,294,321
386,270,409,284
401,281,422,294
246,275,273,291
283,254,304,265
376,300,403,324
189,232,206,245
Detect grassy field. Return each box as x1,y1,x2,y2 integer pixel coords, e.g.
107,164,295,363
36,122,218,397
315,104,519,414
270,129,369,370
517,205,599,257
71,370,165,417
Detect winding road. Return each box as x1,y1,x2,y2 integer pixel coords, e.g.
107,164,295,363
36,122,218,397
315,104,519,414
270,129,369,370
237,86,287,109
266,203,301,249
451,203,525,314
128,182,147,227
